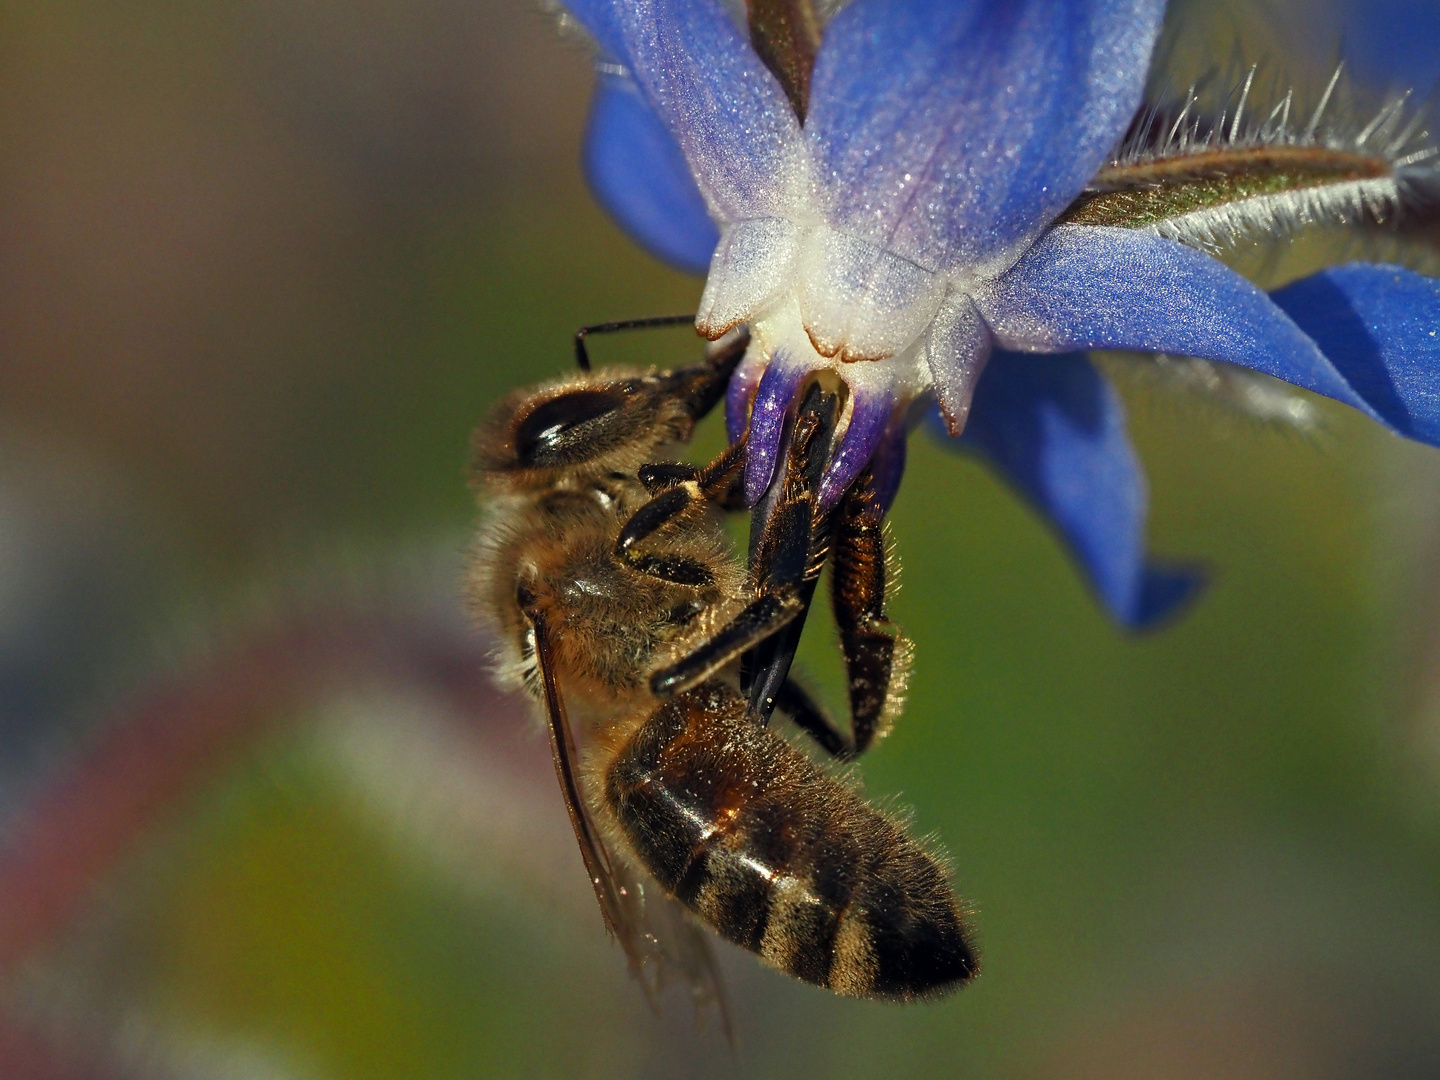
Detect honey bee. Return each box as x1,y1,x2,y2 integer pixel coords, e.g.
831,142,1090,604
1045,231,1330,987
466,323,977,1004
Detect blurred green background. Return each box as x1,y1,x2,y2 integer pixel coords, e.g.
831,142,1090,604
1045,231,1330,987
2,1,1439,1077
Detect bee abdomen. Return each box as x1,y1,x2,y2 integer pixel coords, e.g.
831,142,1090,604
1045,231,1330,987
604,683,977,1000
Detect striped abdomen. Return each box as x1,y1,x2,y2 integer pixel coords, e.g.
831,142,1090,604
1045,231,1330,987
604,682,977,999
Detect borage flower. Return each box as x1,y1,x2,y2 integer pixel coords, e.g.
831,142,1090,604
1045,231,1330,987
563,0,1440,627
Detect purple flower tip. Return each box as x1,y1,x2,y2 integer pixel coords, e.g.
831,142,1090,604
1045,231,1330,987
816,388,895,511
740,354,807,506
731,347,904,512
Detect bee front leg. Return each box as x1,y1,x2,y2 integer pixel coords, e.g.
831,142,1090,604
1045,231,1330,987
614,437,748,586
747,419,905,758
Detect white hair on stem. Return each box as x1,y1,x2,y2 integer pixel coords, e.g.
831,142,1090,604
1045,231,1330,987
1066,63,1440,255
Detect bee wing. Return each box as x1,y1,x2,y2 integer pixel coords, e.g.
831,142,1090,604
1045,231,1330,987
528,609,631,941
608,856,734,1041
530,609,732,1035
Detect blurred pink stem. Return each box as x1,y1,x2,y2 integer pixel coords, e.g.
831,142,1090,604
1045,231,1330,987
0,608,495,973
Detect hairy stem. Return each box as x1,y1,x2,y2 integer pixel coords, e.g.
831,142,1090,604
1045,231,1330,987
1062,144,1394,229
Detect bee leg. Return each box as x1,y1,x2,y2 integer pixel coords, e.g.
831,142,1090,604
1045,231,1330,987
645,381,841,701
649,588,806,697
830,467,908,757
608,327,756,587
615,437,748,586
636,461,699,493
742,382,841,723
774,678,854,759
636,450,747,511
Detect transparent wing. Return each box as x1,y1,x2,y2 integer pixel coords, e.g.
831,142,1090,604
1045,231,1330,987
529,609,731,1035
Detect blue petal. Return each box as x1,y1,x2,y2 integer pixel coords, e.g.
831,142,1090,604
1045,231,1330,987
1271,264,1440,445
944,351,1203,629
806,0,1164,273
974,225,1395,427
582,73,718,275
578,0,801,223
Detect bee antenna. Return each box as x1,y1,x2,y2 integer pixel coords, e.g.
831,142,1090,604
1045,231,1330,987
573,314,699,372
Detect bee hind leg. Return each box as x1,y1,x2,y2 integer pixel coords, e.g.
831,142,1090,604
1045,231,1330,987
773,677,855,759
830,467,909,756
748,446,908,759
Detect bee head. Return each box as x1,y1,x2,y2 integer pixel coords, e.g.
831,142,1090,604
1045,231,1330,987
511,385,638,469
472,371,693,489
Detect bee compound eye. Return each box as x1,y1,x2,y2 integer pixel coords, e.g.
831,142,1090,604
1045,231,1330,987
513,386,631,467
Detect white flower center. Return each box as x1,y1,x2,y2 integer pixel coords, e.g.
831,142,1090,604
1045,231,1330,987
699,214,996,433
698,218,947,372
747,294,933,404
